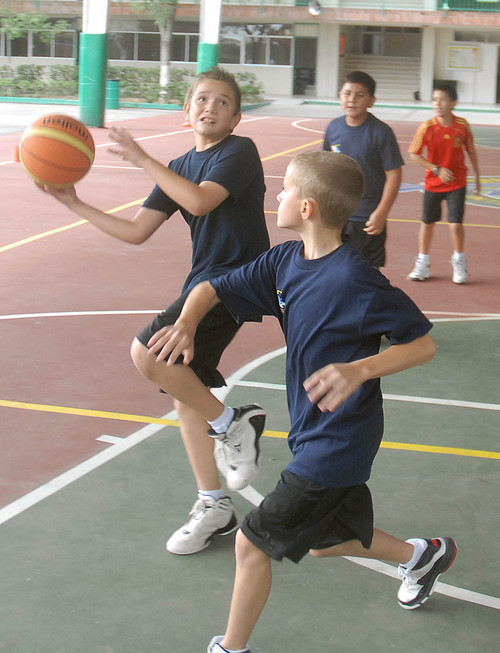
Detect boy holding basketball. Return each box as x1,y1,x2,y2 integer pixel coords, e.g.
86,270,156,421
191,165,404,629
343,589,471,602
41,67,270,556
149,151,457,653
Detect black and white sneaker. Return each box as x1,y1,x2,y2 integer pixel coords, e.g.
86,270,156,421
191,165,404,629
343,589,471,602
166,496,238,555
397,537,458,609
207,635,250,653
210,404,266,491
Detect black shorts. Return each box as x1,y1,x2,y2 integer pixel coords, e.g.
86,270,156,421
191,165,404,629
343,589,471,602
136,293,241,388
422,187,466,224
342,220,387,269
241,470,374,564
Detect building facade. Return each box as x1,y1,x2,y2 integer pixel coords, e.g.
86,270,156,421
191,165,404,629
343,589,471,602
1,1,500,103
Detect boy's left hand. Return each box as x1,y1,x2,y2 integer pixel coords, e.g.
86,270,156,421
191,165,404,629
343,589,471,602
304,363,364,413
363,211,385,235
108,126,149,168
147,322,196,365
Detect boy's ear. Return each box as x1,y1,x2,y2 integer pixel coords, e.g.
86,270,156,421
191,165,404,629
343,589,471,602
368,95,376,108
301,197,316,220
229,112,242,132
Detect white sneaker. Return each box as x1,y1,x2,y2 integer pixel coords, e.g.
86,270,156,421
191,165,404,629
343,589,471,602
210,404,266,491
166,496,238,555
408,258,430,281
397,537,457,609
207,635,251,653
451,256,468,284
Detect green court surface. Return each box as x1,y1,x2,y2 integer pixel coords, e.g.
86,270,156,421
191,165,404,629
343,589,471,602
0,320,498,653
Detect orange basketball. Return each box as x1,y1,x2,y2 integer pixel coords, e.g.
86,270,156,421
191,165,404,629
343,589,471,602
19,114,95,188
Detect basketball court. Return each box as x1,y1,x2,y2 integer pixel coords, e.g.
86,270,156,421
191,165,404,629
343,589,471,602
0,100,498,652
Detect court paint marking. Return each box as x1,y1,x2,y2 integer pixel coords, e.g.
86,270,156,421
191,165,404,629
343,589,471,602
0,198,146,254
233,379,500,413
1,136,320,253
0,346,498,611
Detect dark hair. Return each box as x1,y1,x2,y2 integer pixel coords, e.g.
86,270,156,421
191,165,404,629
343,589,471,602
184,67,241,114
289,151,365,229
343,71,376,97
433,83,457,102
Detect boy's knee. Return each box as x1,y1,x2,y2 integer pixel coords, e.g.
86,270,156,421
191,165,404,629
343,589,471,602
235,530,267,565
130,337,148,370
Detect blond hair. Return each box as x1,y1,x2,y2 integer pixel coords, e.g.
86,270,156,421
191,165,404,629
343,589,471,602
288,151,364,229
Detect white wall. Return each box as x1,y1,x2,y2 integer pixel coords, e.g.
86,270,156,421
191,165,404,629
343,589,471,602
434,32,498,105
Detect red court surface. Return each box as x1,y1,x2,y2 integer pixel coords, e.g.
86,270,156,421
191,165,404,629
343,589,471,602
0,106,499,513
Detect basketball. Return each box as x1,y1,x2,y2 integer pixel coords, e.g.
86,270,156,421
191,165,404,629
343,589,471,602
19,114,95,188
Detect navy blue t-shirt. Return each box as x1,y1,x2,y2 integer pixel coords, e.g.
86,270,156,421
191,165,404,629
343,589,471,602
143,134,270,293
212,242,432,488
322,113,404,222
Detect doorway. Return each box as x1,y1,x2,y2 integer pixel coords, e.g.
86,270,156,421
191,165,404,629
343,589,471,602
293,37,317,95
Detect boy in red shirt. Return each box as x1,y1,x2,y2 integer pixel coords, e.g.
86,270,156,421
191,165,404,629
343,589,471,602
408,84,481,284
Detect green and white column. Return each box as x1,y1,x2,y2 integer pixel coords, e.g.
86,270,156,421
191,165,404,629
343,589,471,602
197,0,222,72
79,0,110,127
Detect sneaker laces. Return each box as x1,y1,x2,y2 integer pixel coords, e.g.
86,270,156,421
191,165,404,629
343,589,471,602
398,565,415,586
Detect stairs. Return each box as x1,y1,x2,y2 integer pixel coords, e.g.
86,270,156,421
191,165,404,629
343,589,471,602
343,55,420,102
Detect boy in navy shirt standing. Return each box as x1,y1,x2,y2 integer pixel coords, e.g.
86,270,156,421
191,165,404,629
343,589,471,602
323,71,403,268
148,151,457,653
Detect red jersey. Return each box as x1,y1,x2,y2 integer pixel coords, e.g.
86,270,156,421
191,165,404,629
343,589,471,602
408,114,475,192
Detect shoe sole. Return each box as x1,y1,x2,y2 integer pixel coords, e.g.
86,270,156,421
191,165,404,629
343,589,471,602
407,274,430,282
398,537,458,610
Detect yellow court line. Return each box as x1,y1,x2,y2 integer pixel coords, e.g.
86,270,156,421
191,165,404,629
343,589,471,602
264,429,500,460
261,139,323,162
0,399,178,428
1,399,498,461
0,198,147,254
264,210,499,229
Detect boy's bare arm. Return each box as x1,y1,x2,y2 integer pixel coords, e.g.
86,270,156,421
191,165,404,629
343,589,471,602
39,185,165,244
364,167,401,235
108,126,230,216
304,333,436,413
468,150,481,194
147,281,221,364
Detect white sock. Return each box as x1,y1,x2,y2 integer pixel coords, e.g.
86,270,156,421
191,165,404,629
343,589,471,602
402,538,428,569
453,251,465,262
208,406,235,434
417,254,430,264
198,489,227,502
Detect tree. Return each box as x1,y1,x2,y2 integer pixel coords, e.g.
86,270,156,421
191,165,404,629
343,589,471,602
0,13,71,61
131,0,178,99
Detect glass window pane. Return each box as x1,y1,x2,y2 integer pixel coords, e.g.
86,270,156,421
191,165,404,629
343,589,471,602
54,31,75,58
245,36,266,65
219,35,241,64
188,35,199,62
108,33,135,61
138,33,160,61
171,34,186,62
32,33,51,57
10,36,28,57
270,37,291,65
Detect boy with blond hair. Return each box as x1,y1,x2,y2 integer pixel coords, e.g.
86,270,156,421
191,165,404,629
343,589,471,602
149,151,457,653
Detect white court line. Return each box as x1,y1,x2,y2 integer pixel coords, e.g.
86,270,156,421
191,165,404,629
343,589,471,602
0,334,498,610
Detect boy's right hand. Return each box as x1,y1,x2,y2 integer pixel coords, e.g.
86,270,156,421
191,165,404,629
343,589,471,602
147,322,196,365
37,183,77,208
